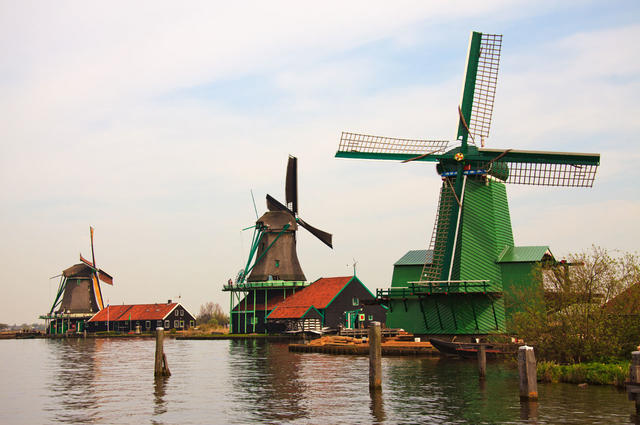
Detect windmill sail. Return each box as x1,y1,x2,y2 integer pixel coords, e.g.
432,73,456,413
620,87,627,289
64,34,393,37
285,155,298,214
336,132,449,161
457,32,502,144
478,148,600,187
266,194,333,248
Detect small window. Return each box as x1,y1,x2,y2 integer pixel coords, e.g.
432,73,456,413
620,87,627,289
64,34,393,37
368,315,373,321
352,297,359,306
145,321,150,329
157,320,162,328
275,260,280,268
180,320,184,328
189,320,194,328
164,320,170,328
175,310,179,317
174,320,179,328
180,310,184,316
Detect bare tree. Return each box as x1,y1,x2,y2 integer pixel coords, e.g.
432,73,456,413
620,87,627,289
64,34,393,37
197,302,229,327
509,246,640,362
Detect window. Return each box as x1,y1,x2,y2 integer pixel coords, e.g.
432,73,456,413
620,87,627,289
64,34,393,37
180,310,184,316
352,297,359,306
368,315,373,321
145,321,150,330
189,320,194,328
175,310,179,317
164,320,170,328
180,320,184,328
157,320,162,328
275,259,280,268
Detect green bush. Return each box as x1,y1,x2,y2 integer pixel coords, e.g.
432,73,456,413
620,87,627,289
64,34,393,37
537,361,629,387
508,247,640,363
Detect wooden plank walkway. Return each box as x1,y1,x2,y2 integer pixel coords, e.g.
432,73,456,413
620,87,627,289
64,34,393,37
289,343,439,356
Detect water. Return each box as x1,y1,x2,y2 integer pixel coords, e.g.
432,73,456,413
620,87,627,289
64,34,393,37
0,338,636,424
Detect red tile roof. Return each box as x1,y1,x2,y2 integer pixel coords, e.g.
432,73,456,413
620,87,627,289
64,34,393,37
267,276,353,319
88,303,178,322
267,306,315,319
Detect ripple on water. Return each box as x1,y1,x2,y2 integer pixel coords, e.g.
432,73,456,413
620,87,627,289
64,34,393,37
0,339,636,425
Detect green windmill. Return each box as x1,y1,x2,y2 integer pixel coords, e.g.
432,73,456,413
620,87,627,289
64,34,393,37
335,32,600,335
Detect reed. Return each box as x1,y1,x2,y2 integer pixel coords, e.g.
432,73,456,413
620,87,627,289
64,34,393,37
537,361,629,387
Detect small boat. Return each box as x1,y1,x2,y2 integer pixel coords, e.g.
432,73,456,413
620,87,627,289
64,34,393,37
429,338,513,358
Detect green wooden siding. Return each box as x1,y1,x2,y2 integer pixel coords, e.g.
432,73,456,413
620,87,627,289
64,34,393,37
391,265,423,287
386,294,505,334
458,178,513,292
500,262,544,324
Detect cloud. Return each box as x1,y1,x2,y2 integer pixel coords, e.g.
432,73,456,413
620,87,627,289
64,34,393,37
0,2,638,323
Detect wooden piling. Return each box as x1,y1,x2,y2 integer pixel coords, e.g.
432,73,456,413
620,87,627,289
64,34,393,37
369,321,382,389
154,327,171,377
627,351,640,414
477,344,486,379
518,346,538,401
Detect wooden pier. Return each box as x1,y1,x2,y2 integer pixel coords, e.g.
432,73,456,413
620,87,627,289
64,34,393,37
289,333,438,356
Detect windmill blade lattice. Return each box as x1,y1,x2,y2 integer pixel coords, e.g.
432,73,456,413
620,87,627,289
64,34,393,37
479,148,600,187
339,132,449,158
467,34,502,143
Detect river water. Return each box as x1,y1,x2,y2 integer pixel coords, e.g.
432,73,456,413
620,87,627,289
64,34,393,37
0,338,636,424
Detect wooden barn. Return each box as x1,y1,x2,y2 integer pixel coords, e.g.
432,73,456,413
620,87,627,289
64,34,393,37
266,276,387,333
86,301,195,333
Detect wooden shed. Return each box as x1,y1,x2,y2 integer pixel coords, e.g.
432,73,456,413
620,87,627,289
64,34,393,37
266,275,386,332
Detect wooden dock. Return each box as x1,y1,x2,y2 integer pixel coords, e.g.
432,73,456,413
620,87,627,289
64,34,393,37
289,333,438,356
289,343,439,356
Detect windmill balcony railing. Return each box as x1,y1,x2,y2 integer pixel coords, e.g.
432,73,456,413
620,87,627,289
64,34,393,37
377,280,497,299
223,280,309,291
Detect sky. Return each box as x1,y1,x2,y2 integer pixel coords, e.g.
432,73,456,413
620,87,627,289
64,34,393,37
1,1,639,324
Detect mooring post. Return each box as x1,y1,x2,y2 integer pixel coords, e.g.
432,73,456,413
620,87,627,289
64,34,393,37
478,344,486,379
627,351,640,414
369,321,382,390
518,345,538,401
155,327,171,377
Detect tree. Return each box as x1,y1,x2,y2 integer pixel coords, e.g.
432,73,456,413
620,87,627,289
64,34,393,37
197,302,229,327
508,246,640,363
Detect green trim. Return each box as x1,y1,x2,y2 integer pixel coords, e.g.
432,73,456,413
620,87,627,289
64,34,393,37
49,276,67,314
440,170,464,280
240,226,264,283
243,224,290,278
336,146,600,167
335,151,442,162
457,31,482,147
302,306,324,320
325,276,364,308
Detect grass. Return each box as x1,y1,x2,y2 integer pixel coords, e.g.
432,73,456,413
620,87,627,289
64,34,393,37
537,360,629,387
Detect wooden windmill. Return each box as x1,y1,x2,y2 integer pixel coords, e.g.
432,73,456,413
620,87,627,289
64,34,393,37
335,32,600,335
225,156,333,333
44,227,113,334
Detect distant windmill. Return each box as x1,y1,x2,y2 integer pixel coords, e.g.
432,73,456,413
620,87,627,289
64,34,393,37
244,155,333,282
225,156,333,333
335,31,600,335
43,227,113,334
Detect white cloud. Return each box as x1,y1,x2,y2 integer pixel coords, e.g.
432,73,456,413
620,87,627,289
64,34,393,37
0,2,638,323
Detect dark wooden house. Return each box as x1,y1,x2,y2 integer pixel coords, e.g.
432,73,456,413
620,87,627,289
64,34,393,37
266,276,387,332
86,301,195,333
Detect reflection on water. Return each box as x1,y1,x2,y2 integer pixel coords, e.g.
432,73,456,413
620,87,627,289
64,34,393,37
0,338,636,424
369,389,385,424
153,376,168,419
